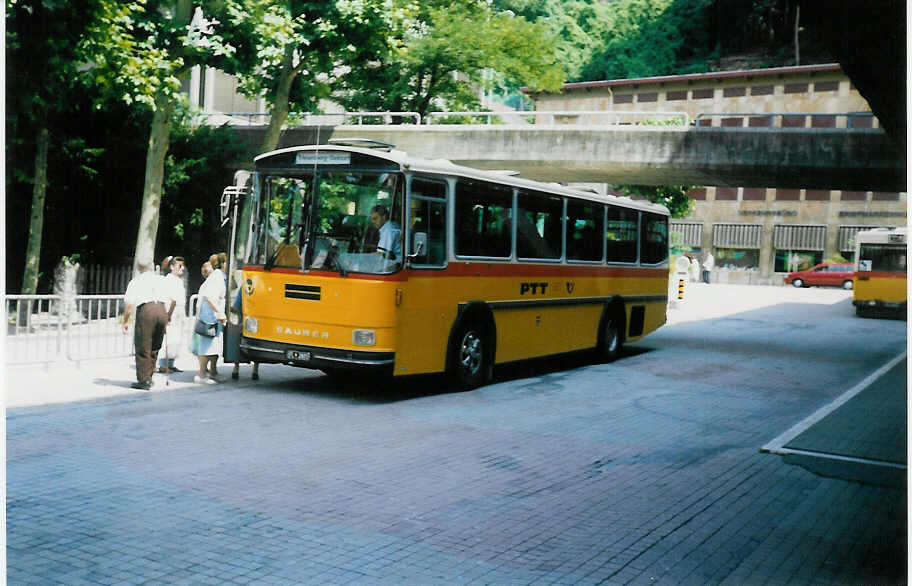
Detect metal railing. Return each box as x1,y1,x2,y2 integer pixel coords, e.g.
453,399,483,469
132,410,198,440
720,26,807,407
424,110,690,126
220,111,423,126
694,112,877,129
5,294,204,367
211,110,690,127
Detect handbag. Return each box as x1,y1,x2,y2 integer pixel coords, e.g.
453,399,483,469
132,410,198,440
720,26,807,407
194,318,218,337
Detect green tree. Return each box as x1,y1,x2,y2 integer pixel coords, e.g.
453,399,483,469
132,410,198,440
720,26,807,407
612,184,696,219
226,0,390,153
496,0,716,82
78,0,239,273
7,0,95,293
336,0,565,118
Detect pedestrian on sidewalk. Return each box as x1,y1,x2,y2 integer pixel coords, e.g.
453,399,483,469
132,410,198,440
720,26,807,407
122,259,169,390
702,251,715,284
189,254,227,384
158,255,186,374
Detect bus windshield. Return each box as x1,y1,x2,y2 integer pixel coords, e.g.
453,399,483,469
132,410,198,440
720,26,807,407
259,171,404,275
858,243,907,273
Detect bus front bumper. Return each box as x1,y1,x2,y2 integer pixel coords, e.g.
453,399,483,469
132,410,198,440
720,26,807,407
853,299,906,309
239,337,395,372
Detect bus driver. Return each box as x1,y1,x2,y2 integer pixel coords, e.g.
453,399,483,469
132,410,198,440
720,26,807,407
370,204,401,261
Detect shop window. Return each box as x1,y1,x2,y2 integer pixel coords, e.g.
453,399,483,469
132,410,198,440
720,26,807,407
751,85,774,96
784,83,808,94
517,190,563,260
567,200,604,262
814,81,839,92
716,187,738,200
637,92,658,103
666,90,687,101
692,88,714,99
742,188,766,201
688,187,707,200
716,248,759,270
805,190,831,201
614,94,633,104
775,250,823,272
723,86,746,97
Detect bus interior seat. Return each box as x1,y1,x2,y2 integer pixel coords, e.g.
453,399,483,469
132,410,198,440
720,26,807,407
275,243,302,267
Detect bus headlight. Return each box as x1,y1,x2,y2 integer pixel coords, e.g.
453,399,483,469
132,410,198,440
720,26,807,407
353,329,376,346
244,317,259,333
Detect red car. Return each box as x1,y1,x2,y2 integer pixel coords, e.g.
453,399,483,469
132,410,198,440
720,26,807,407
784,263,855,289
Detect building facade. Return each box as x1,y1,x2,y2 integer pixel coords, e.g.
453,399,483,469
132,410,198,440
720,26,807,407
531,64,906,285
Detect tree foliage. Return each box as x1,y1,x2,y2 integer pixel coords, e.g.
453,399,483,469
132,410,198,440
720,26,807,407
225,0,389,152
335,0,565,117
497,0,715,82
612,184,696,219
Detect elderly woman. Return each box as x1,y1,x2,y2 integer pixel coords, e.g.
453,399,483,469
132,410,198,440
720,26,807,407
189,254,227,384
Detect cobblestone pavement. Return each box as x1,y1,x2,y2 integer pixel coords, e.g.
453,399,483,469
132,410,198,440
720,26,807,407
6,285,907,585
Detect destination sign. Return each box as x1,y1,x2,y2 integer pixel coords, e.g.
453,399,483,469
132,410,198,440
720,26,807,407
295,152,351,165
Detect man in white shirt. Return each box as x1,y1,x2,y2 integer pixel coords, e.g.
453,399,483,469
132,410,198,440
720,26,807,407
122,259,169,390
157,255,186,373
370,204,401,262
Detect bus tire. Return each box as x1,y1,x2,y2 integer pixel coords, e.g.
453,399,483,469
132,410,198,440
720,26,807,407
597,305,625,363
450,320,491,390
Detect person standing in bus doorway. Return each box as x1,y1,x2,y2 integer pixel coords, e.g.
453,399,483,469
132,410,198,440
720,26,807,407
158,255,186,373
702,251,715,284
370,204,401,261
122,259,169,390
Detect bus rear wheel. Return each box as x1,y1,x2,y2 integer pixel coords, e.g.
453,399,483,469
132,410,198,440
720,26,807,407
452,322,490,390
598,314,623,363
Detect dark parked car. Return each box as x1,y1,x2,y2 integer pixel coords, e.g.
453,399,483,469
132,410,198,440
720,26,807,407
784,263,855,289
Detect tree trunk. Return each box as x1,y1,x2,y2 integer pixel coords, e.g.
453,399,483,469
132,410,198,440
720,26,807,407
260,48,298,154
132,92,176,274
22,118,49,294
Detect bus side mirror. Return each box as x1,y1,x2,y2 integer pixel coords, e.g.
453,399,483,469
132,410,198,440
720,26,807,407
408,232,427,261
220,185,247,228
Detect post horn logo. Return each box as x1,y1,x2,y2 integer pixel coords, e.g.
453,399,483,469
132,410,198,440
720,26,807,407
566,282,575,294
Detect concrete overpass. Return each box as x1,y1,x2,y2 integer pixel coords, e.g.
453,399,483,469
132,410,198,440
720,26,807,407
232,124,905,192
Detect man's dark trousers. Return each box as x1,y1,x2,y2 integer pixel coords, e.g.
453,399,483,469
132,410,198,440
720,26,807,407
134,302,168,383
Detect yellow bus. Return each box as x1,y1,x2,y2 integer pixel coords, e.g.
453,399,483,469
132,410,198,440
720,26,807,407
853,227,907,318
221,142,669,388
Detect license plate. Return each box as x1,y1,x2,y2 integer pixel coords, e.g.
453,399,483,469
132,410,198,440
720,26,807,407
285,350,311,362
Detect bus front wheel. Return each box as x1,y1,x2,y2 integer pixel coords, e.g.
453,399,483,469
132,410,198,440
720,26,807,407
452,323,490,390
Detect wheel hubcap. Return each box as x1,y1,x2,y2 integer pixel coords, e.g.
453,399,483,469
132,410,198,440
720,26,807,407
459,331,482,375
605,322,618,354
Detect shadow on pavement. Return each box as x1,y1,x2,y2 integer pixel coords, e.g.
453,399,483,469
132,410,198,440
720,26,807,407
248,346,655,404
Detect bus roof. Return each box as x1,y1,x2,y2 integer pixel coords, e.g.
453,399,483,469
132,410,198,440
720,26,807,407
854,226,907,245
254,144,670,216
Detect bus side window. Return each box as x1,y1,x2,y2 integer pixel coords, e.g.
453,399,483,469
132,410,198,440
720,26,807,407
606,206,639,263
567,200,603,262
517,190,562,260
641,212,669,264
409,177,448,266
455,179,512,258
